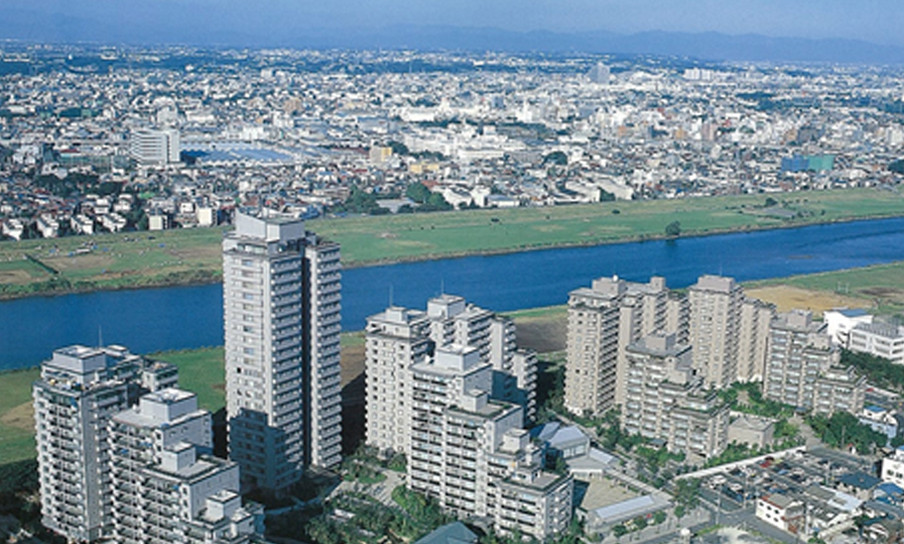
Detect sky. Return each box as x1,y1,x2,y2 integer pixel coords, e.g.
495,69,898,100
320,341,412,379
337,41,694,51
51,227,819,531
2,0,902,48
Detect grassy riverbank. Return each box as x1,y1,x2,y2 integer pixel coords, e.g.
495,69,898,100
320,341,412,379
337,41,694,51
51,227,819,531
3,259,904,466
2,188,904,299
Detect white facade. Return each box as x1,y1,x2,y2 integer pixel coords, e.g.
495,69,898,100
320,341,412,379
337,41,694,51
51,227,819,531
130,128,181,165
756,494,804,534
823,309,873,347
565,276,681,415
408,348,572,540
622,333,729,459
365,295,537,456
688,275,743,388
848,322,904,365
32,345,178,542
881,447,904,488
109,389,212,543
223,211,342,493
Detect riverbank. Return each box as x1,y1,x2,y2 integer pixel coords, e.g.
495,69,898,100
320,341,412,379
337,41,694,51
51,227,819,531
2,187,904,300
3,260,904,466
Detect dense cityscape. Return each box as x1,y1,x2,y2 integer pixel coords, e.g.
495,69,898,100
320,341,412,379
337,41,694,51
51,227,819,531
2,37,904,544
2,46,904,241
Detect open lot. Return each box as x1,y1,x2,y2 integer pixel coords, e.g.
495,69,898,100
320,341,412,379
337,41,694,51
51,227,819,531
3,188,904,298
748,260,904,317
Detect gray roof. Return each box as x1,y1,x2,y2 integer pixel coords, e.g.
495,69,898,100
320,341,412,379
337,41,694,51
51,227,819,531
414,522,478,544
590,494,670,524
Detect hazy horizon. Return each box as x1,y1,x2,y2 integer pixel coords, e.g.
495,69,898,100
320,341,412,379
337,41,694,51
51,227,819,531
1,0,902,50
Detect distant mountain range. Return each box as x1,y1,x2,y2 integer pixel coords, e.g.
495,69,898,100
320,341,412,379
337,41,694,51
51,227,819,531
1,6,902,65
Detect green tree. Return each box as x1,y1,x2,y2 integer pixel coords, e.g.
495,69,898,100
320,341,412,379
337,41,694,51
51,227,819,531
653,511,667,525
612,524,628,538
543,151,568,166
405,182,432,204
665,221,681,237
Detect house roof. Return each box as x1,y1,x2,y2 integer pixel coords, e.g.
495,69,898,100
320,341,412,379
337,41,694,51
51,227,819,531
414,522,478,544
839,471,881,490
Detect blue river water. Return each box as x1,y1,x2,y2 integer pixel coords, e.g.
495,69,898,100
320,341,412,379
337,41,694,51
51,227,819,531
2,216,904,370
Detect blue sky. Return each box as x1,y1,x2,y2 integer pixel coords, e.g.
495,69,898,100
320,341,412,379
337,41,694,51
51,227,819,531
2,0,902,47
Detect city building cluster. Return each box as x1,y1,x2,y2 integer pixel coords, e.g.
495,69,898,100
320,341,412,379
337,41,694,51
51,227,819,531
563,274,867,461
32,345,266,543
3,45,904,240
26,210,904,544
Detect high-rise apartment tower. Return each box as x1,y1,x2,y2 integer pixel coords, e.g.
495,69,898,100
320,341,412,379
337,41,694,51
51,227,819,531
223,211,342,493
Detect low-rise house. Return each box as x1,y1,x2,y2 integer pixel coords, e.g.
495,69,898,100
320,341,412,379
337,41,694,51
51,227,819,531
756,494,804,534
837,471,882,501
860,405,903,446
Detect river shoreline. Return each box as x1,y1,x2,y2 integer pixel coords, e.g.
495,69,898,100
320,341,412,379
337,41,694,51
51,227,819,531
2,211,903,302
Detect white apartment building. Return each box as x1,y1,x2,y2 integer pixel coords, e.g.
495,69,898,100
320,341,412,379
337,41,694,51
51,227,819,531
812,365,866,416
565,276,682,416
365,295,537,456
622,333,729,459
762,311,865,415
880,446,904,488
223,211,342,493
32,345,176,542
109,389,264,544
763,310,838,409
688,275,742,388
109,388,212,542
848,322,904,365
408,347,572,540
130,128,181,165
365,306,432,454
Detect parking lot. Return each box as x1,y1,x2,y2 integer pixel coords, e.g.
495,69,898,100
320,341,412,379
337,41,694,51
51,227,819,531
699,447,873,514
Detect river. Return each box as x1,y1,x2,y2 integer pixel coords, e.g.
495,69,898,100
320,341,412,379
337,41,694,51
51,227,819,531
2,216,904,370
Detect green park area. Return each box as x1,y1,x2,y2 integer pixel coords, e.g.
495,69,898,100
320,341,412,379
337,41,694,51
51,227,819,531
2,187,904,298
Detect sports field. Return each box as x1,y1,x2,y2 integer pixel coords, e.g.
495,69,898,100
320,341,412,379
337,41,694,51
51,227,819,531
2,188,904,298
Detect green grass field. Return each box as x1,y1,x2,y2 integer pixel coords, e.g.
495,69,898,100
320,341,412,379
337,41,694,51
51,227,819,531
2,188,904,298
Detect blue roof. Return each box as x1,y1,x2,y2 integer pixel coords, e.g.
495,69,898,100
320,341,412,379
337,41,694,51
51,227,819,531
878,482,904,495
839,471,881,490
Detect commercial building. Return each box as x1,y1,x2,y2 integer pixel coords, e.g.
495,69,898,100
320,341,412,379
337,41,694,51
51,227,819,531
130,128,181,166
223,211,342,493
848,322,904,365
621,333,729,459
32,345,176,542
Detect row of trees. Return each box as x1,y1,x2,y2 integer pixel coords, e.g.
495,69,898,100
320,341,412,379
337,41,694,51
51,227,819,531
807,411,889,454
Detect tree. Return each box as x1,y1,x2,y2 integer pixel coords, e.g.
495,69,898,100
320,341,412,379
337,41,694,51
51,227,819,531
653,511,667,525
665,221,681,237
405,182,432,204
764,196,779,207
543,150,568,166
612,524,628,538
